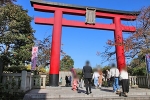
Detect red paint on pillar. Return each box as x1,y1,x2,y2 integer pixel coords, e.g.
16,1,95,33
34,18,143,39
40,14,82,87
114,17,126,71
49,10,62,74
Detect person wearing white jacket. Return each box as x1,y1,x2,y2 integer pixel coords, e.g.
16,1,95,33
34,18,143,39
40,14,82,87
119,67,129,97
109,64,120,93
92,70,100,88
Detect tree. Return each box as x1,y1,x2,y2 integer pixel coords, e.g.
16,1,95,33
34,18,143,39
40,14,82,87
60,55,74,71
0,3,34,81
35,36,51,67
102,66,111,73
123,6,150,58
128,52,147,76
35,35,66,67
127,66,147,76
130,53,146,68
101,6,150,65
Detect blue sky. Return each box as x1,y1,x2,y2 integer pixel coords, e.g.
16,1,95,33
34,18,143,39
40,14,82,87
16,0,150,68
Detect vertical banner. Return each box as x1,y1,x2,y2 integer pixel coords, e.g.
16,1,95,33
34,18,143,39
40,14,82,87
31,47,38,70
146,54,150,73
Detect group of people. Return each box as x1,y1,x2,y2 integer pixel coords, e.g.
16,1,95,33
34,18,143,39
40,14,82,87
69,61,129,97
109,63,129,97
65,75,72,87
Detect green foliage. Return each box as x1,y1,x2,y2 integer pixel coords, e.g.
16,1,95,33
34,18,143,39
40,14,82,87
60,55,74,71
0,3,34,67
130,51,146,68
128,67,147,76
4,65,46,74
92,67,97,72
102,81,113,87
26,64,31,70
102,66,111,73
4,65,30,73
129,50,147,76
77,71,82,79
0,79,24,100
38,66,46,73
102,81,108,87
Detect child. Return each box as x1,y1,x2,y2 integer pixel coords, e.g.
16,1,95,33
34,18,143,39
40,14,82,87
72,75,79,91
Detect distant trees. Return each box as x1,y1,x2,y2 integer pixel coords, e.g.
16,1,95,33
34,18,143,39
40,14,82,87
35,35,66,67
60,55,74,71
35,36,51,67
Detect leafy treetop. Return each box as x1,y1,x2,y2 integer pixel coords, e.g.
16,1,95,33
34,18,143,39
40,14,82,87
0,3,35,66
60,55,74,71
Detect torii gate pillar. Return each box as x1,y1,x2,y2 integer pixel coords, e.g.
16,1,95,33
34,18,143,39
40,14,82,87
114,17,126,71
49,10,62,86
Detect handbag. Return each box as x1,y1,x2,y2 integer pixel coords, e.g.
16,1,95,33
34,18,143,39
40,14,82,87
110,76,115,82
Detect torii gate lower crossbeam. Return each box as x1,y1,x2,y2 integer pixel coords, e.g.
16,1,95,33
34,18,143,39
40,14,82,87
30,0,140,86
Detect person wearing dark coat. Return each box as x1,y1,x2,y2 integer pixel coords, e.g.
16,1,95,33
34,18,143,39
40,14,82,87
65,76,69,87
82,61,93,95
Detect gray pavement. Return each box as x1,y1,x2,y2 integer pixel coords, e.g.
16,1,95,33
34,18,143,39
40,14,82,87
23,86,150,100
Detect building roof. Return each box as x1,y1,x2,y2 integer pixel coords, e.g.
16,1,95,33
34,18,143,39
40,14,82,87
30,0,140,15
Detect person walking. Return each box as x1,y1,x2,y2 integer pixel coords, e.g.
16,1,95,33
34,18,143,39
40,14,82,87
119,67,129,97
98,69,103,89
70,67,76,87
109,63,120,93
92,69,100,89
82,61,93,95
72,75,79,91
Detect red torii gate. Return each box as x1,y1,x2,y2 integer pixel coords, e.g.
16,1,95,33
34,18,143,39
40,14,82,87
30,0,139,86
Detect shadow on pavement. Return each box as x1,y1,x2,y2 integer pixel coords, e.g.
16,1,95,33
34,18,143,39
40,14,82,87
77,88,86,94
100,88,113,92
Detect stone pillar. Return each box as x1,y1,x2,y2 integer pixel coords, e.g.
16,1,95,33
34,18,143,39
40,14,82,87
21,71,27,91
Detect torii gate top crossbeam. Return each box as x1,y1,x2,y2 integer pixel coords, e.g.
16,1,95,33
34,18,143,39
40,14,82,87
30,0,140,32
30,0,139,16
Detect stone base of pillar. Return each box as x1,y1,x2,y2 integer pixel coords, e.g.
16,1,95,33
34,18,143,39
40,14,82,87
49,74,59,86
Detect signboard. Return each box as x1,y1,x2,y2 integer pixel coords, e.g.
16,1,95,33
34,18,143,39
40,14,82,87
146,54,150,73
85,7,96,24
31,47,38,70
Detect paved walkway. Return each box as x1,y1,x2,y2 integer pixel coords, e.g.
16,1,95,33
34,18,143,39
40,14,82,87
23,87,150,100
